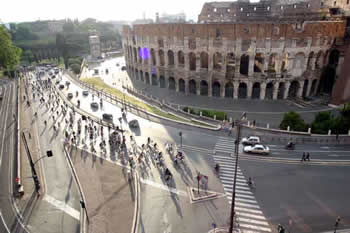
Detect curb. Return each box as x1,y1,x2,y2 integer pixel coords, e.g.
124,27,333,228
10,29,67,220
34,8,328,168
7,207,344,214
187,187,222,204
17,78,24,196
131,171,141,233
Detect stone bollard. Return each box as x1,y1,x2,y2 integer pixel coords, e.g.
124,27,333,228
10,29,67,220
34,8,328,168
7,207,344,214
214,115,216,120
247,121,250,127
308,128,311,134
188,108,190,114
267,123,269,129
328,129,331,136
348,129,350,136
200,111,202,117
287,126,290,131
178,105,180,111
229,117,232,122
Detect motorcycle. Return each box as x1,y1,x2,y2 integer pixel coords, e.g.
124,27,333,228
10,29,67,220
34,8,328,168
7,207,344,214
285,142,295,150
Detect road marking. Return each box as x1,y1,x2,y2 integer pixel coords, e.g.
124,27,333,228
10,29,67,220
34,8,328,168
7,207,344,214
234,206,263,215
238,216,269,226
236,211,267,220
140,178,188,197
239,223,272,232
43,195,80,220
0,211,10,233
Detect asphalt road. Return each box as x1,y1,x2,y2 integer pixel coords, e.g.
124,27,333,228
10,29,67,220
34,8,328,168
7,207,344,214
0,80,28,233
53,71,350,233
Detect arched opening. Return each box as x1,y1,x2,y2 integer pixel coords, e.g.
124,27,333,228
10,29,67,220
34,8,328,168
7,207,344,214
152,74,158,86
307,52,314,69
137,47,142,63
213,52,223,71
240,55,249,75
225,82,234,98
278,82,285,99
238,83,247,99
310,79,317,96
160,75,166,88
281,53,289,72
169,77,176,90
178,51,185,66
268,54,277,73
318,50,339,94
189,52,196,71
293,53,306,76
179,79,185,93
141,72,151,84
302,80,309,97
288,81,300,98
226,53,235,76
315,51,323,69
189,80,196,94
133,47,137,63
159,50,165,66
252,82,261,99
200,80,208,96
142,48,149,65
200,52,208,69
329,49,340,66
265,82,274,99
254,53,264,73
135,69,139,80
212,81,221,97
168,50,174,66
151,49,156,65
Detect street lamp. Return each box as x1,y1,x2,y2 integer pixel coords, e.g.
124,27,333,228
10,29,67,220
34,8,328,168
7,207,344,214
334,216,341,233
179,131,182,151
229,120,242,233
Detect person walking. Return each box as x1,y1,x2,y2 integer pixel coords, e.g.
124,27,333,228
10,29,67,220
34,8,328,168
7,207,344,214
301,152,306,162
306,152,310,161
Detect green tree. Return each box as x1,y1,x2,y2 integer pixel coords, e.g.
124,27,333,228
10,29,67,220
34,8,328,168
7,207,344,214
311,111,334,134
21,50,35,64
0,26,22,74
70,63,80,74
280,111,308,132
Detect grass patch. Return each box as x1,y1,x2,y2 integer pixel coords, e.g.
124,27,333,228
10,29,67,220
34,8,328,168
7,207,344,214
81,77,213,127
183,106,227,121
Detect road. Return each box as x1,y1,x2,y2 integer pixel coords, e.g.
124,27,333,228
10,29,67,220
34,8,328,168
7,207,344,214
55,71,350,233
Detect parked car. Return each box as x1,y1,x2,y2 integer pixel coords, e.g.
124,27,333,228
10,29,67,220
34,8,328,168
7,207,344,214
90,102,99,109
102,113,113,121
59,84,65,89
241,136,261,145
51,75,56,79
65,81,70,86
82,90,89,96
243,144,270,155
128,119,139,128
67,93,73,99
55,80,60,85
121,66,126,71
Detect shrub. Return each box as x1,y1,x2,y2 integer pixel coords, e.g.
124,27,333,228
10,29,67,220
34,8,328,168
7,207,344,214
280,111,308,132
70,63,81,74
183,107,227,121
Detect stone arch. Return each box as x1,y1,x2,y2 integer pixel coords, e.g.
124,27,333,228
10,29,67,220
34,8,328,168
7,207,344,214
179,78,185,93
225,82,234,98
252,82,261,99
200,80,208,96
240,55,249,75
212,81,221,97
189,79,196,94
281,53,289,72
288,81,300,98
133,47,138,63
168,50,174,66
315,51,323,69
238,82,247,98
226,53,236,74
307,52,314,69
213,52,223,71
310,79,317,96
160,75,166,88
151,48,156,65
278,82,285,99
254,53,264,73
135,69,139,80
189,52,196,71
265,82,274,99
152,73,158,86
302,79,309,97
178,51,185,66
200,52,209,69
137,47,142,63
169,77,176,90
268,53,278,73
159,50,165,66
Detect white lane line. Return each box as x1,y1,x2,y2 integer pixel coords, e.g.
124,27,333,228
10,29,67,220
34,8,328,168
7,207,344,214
238,216,269,226
227,193,256,200
235,206,263,215
221,180,248,187
236,211,267,220
140,178,188,197
240,223,272,232
234,198,258,204
229,201,261,209
0,211,10,233
225,188,253,195
220,176,247,183
43,195,80,220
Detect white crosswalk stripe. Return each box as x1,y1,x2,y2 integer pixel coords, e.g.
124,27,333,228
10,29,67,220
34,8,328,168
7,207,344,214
213,139,271,233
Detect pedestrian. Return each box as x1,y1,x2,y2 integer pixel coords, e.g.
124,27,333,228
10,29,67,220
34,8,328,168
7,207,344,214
301,152,306,162
306,152,310,161
336,133,339,142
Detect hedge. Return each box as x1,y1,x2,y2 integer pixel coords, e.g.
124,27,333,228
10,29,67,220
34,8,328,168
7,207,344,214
183,106,227,121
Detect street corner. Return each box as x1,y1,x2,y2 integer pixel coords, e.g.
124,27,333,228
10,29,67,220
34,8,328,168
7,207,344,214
187,186,225,204
207,226,240,233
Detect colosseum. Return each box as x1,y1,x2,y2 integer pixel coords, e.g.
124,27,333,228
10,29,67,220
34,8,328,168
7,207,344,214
122,0,350,102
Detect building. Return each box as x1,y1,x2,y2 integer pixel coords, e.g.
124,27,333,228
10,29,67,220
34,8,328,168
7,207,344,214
159,12,186,23
89,34,101,59
122,0,349,102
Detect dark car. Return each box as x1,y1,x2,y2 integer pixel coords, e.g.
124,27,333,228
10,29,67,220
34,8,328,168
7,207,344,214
67,93,73,99
82,90,89,96
59,84,65,89
51,75,56,79
90,102,99,109
102,113,113,121
121,66,126,71
128,119,139,128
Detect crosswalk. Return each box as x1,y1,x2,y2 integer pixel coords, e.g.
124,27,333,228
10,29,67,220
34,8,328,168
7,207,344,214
213,138,272,233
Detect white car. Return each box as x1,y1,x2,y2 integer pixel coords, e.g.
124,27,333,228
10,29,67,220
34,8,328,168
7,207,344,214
241,136,260,145
244,144,270,155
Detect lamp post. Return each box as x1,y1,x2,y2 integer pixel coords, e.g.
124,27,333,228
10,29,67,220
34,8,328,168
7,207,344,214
229,121,241,233
334,216,341,233
179,131,182,151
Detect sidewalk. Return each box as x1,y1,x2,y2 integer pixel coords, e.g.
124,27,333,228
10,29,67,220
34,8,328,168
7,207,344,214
16,75,40,216
67,147,135,233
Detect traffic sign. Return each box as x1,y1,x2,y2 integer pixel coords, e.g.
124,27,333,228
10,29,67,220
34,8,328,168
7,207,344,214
15,177,19,183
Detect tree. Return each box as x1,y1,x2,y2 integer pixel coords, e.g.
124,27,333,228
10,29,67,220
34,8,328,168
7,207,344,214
70,63,80,74
311,111,334,134
280,111,308,132
0,26,22,74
